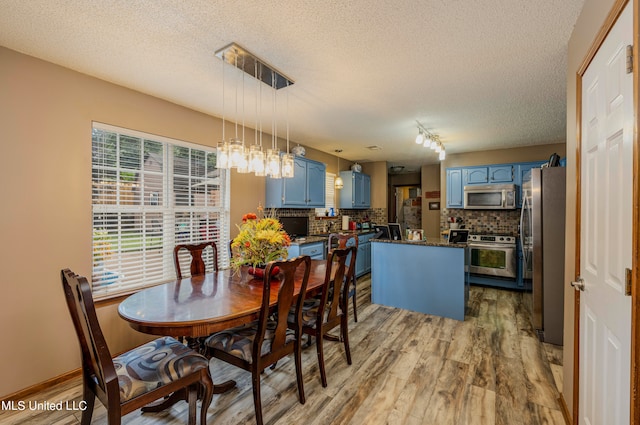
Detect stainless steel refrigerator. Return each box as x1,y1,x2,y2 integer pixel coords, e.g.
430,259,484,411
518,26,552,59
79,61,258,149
520,167,565,345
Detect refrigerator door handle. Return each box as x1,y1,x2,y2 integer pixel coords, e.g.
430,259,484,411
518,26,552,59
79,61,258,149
519,194,527,254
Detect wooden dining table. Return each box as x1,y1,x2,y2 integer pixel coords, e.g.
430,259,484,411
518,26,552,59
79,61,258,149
117,259,329,408
118,259,328,338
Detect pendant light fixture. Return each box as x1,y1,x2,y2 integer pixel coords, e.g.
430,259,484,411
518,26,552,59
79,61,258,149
217,50,230,169
215,42,295,177
266,71,281,178
281,80,295,178
248,61,266,176
334,150,344,189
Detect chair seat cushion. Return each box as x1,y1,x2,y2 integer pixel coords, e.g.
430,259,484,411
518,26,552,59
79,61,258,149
289,297,342,328
114,336,209,403
204,320,295,363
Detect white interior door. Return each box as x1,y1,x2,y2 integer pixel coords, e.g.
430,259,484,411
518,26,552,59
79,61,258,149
579,3,633,424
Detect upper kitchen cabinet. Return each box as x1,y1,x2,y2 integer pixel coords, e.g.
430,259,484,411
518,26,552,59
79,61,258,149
516,161,546,207
463,165,514,185
265,156,326,208
446,168,464,208
339,171,371,209
446,161,544,209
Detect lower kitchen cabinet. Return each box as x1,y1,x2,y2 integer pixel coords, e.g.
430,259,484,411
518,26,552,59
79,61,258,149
287,241,326,260
355,233,375,277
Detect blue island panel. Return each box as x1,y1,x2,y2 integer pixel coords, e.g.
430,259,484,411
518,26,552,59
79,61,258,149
371,242,467,321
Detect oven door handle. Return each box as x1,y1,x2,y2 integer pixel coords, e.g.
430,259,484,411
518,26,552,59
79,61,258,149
468,243,516,249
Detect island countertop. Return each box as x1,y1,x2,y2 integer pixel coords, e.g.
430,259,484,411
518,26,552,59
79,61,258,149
371,237,465,248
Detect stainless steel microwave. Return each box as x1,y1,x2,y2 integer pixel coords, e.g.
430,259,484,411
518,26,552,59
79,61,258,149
463,184,516,209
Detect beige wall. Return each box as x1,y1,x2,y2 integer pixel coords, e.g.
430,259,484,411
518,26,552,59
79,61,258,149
361,161,388,209
563,0,618,416
421,164,441,238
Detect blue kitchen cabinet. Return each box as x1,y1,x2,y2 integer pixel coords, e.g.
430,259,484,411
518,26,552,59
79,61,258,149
446,161,544,209
516,161,546,207
464,167,489,184
446,168,464,208
287,241,326,260
488,165,514,183
265,156,326,208
464,165,514,184
339,171,371,209
355,233,374,277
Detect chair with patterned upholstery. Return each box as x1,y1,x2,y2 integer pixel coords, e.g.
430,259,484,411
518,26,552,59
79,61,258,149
173,241,218,279
203,256,311,425
295,246,356,387
60,268,213,425
327,232,359,322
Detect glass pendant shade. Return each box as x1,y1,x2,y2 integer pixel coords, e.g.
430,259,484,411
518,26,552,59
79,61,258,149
281,153,295,178
430,139,438,149
266,149,281,178
415,133,424,144
236,150,250,173
335,175,344,189
439,150,446,160
248,145,266,176
434,144,442,153
228,139,246,168
217,141,230,169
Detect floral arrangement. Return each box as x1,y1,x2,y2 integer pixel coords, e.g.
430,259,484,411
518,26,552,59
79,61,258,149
230,211,291,272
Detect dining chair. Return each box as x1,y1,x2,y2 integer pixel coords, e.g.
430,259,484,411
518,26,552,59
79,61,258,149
174,241,218,279
295,246,355,387
327,232,359,322
60,269,214,425
203,256,311,425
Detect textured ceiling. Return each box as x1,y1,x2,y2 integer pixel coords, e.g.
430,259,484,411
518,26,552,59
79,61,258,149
0,0,585,172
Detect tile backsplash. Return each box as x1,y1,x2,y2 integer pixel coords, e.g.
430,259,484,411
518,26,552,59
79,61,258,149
275,208,387,235
441,208,520,236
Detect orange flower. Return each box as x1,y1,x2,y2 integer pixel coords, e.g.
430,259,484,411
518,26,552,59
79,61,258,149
242,212,258,222
244,241,251,248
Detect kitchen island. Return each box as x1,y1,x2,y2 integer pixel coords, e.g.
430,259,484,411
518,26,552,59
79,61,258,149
371,238,468,321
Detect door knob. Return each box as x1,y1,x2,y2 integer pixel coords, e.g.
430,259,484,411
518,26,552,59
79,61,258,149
570,277,585,291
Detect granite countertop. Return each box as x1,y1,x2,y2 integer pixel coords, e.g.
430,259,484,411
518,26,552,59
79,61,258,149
291,230,377,246
371,237,465,248
289,236,328,246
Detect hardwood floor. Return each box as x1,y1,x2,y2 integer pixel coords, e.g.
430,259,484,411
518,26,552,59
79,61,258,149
0,277,565,425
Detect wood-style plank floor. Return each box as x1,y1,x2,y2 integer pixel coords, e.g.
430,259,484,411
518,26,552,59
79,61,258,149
0,277,565,425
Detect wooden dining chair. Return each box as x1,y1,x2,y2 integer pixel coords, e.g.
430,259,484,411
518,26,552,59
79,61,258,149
327,232,359,322
295,246,356,387
174,241,218,279
60,269,214,425
203,256,311,425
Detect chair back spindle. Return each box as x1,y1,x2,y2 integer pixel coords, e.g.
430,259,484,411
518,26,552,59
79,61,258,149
173,241,219,279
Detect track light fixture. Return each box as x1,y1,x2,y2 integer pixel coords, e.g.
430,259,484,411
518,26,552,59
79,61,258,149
416,121,445,161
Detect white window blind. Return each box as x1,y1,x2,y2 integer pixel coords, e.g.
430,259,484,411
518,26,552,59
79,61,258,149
316,172,336,215
91,123,230,298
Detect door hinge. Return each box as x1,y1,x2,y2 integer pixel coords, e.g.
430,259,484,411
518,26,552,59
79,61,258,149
625,267,632,296
626,45,633,74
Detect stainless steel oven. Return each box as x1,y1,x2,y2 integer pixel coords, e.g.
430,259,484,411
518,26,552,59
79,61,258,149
468,234,517,279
